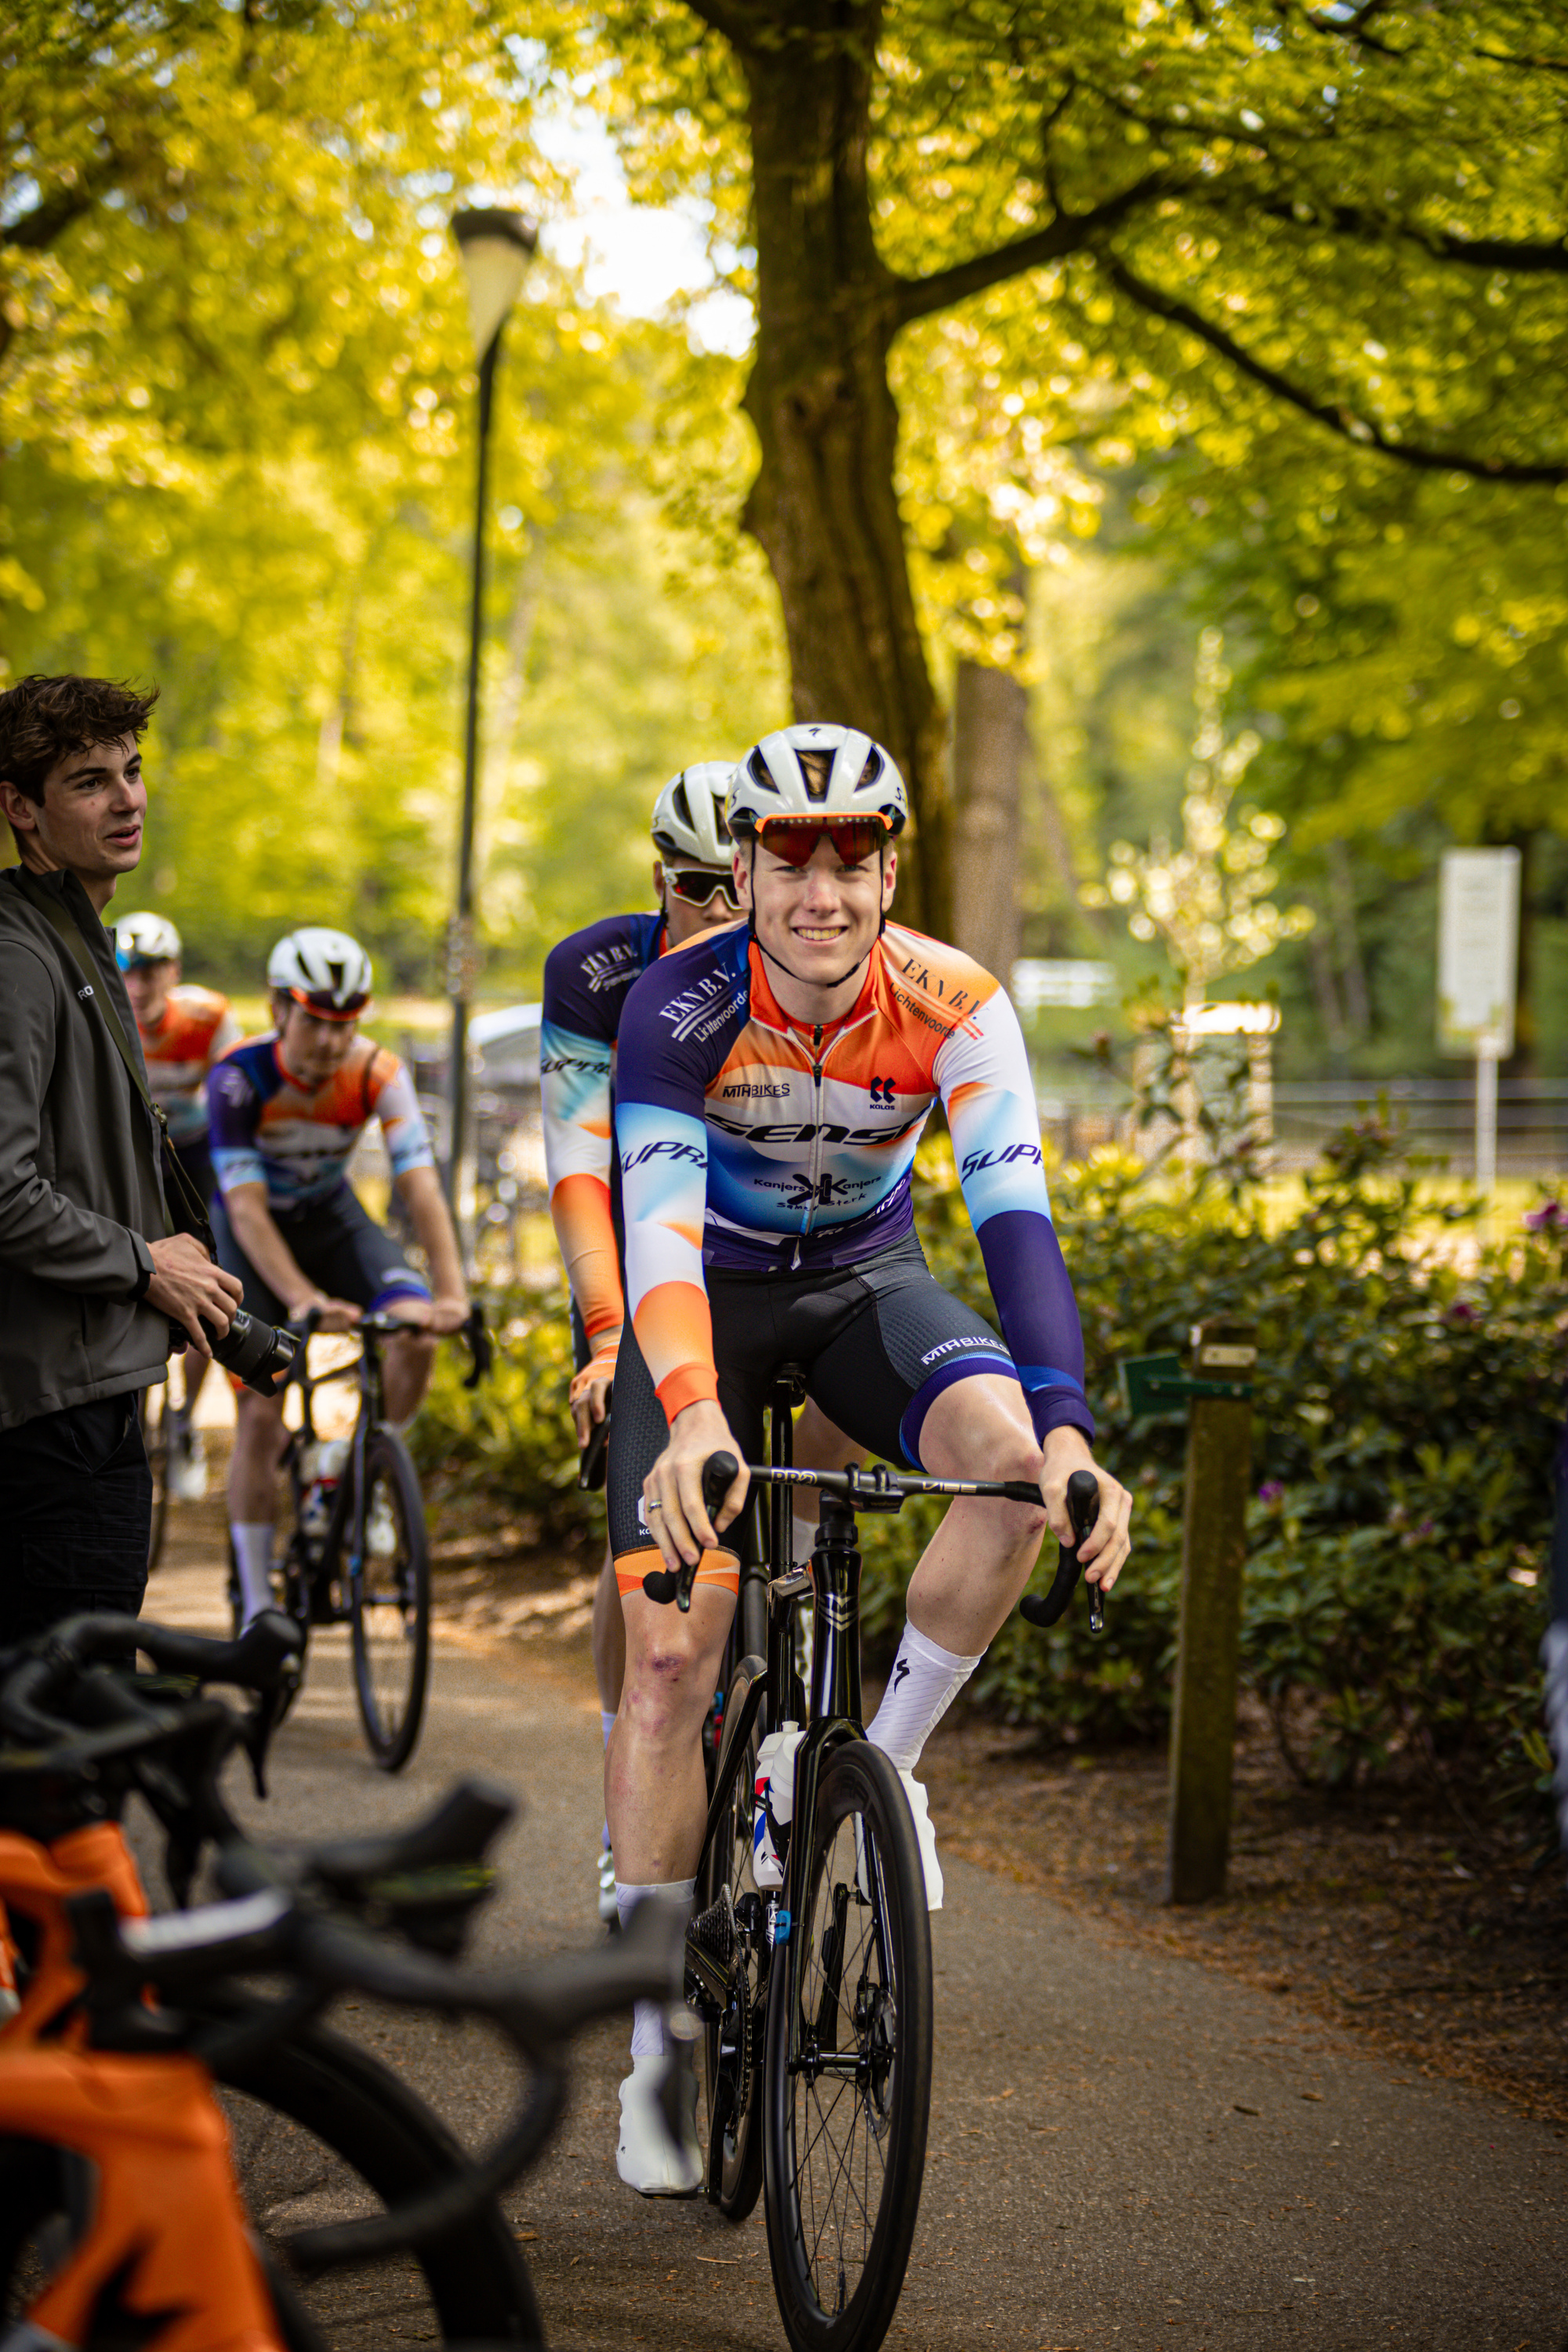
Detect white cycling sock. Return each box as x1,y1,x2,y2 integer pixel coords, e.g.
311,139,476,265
617,1878,696,2057
866,1621,983,1773
231,1523,274,1625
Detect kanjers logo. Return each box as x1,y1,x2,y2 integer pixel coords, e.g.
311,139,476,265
869,1075,895,1107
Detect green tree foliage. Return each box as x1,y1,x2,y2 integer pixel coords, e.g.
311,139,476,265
2,5,787,991
548,1,1568,936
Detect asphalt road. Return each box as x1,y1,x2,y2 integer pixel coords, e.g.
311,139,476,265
141,1550,1568,2351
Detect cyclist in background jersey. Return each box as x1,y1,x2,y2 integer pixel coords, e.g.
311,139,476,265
208,926,468,1628
115,910,241,1501
541,763,861,1928
603,723,1133,2194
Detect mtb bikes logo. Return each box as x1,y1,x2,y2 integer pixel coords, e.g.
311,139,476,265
869,1075,896,1106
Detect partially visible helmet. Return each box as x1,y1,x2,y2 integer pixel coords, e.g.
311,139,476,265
267,926,373,1020
726,724,909,840
651,763,735,867
115,911,182,969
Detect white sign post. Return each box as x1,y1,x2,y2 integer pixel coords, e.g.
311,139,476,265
1438,848,1520,1194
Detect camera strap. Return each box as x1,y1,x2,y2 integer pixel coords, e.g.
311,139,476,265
24,880,214,1253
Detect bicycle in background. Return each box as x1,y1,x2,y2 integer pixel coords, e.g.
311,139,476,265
228,1304,491,1770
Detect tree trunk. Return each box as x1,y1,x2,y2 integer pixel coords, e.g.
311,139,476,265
728,1,950,935
949,656,1024,981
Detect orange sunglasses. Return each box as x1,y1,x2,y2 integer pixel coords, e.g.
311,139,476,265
754,815,891,868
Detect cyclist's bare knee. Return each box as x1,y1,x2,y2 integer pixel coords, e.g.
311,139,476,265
619,1584,731,1744
383,1329,435,1421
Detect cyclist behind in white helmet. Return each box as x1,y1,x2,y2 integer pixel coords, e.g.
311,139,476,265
114,911,241,1501
604,722,1133,2194
207,927,469,1628
540,762,861,1931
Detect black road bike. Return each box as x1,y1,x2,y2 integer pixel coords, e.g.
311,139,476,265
644,1371,1101,2352
230,1305,491,1772
0,1608,688,2352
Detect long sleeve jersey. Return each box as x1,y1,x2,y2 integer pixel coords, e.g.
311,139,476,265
613,920,1092,1443
209,1033,434,1211
539,910,667,1370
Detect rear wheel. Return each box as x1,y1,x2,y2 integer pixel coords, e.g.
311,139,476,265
349,1425,430,1771
763,1738,933,2352
692,1651,769,2221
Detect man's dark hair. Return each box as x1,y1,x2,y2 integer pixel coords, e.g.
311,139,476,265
0,674,159,802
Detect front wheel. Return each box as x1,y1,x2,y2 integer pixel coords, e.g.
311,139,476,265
694,1652,768,2221
349,1426,430,1772
763,1739,933,2352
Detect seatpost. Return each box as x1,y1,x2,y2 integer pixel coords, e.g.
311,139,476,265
808,1494,862,1727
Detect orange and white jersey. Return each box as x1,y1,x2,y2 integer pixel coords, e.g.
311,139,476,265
614,921,1091,1438
208,1031,434,1211
137,985,241,1145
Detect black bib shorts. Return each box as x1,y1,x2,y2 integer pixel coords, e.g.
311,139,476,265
606,1232,1014,1562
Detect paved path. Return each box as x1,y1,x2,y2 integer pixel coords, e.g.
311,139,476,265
143,1555,1568,2350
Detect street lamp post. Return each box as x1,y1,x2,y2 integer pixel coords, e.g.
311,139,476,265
445,205,537,1239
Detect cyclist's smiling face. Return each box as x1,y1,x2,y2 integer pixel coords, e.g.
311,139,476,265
274,996,359,1085
739,831,896,996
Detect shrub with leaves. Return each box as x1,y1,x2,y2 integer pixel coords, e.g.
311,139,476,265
866,1123,1567,1816
408,1286,601,1549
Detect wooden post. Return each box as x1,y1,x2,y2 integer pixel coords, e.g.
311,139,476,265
1165,1316,1257,1904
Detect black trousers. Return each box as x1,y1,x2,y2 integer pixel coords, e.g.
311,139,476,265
0,1392,151,1646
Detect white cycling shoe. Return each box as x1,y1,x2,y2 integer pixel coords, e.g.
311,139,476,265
616,2056,702,2197
597,1842,618,1930
896,1772,944,1912
854,1769,945,1911
168,1425,208,1504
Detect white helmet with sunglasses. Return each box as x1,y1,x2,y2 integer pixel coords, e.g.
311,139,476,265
651,762,735,868
727,722,909,855
267,926,373,1020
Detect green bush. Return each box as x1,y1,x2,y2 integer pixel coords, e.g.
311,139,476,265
408,1287,602,1548
866,1125,1568,1813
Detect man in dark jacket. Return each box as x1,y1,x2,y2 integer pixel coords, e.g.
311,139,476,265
0,674,241,1641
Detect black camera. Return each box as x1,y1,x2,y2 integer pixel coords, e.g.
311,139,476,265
172,1308,298,1395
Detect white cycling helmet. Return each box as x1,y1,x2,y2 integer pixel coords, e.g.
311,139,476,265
115,911,182,968
727,723,909,840
651,762,735,867
267,926,373,1020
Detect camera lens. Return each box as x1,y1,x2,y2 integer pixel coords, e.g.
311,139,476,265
202,1308,299,1395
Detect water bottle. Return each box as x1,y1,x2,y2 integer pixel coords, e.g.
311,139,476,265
299,1436,350,1537
752,1723,804,1891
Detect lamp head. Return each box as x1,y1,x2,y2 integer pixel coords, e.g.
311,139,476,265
451,207,538,358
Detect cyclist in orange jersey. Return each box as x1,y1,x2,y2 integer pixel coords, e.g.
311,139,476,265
603,724,1133,2192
